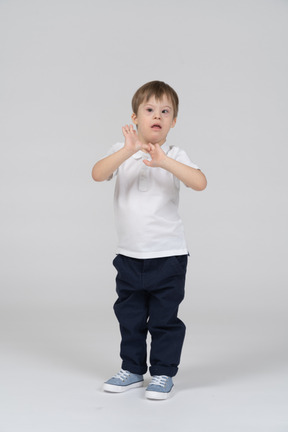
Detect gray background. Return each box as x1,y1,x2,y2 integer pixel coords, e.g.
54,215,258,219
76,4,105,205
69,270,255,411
0,0,287,431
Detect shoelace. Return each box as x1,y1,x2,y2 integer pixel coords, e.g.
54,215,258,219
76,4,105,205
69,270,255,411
113,369,130,382
150,375,169,387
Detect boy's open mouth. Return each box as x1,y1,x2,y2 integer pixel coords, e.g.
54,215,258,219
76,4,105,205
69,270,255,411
151,124,162,129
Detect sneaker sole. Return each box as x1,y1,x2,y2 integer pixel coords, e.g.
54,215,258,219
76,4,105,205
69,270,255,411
103,381,144,393
145,387,174,400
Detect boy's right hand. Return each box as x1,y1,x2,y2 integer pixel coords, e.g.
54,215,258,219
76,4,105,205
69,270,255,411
122,125,150,154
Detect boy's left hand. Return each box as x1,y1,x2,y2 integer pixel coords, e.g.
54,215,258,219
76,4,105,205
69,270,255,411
143,143,166,168
142,142,207,190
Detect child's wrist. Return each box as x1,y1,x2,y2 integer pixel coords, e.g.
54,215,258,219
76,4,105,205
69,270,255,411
160,155,170,169
123,146,137,157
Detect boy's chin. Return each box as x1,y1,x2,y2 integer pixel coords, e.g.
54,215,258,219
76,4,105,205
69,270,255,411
141,134,166,146
149,136,166,145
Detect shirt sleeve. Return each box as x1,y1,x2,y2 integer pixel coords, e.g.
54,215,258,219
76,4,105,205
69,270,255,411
106,142,124,181
167,146,200,170
167,146,200,189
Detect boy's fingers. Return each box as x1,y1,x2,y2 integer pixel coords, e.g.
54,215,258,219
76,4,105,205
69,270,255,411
144,143,153,152
141,144,150,152
122,124,131,133
143,159,151,167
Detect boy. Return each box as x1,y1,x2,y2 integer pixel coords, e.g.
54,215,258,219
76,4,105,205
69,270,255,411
92,81,207,400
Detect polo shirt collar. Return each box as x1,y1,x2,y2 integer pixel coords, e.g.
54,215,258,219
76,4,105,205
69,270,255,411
132,142,170,159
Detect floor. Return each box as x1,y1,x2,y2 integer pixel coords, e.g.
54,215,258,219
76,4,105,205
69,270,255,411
0,307,287,432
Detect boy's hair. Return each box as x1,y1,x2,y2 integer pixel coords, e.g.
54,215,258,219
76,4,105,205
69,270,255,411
132,81,179,118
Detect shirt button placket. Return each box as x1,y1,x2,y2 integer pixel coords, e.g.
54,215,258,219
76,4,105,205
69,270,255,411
138,164,150,192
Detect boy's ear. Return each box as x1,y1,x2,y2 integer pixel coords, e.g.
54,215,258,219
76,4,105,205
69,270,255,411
171,117,177,128
131,113,138,125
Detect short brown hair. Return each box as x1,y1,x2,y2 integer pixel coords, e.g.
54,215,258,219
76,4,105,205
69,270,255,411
132,81,179,118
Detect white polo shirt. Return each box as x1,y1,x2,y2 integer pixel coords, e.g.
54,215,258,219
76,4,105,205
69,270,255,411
107,142,199,259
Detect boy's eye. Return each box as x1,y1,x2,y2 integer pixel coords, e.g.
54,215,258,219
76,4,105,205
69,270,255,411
162,109,169,114
146,108,153,112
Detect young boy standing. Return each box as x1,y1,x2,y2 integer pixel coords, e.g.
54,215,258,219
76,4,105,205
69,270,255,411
92,81,207,400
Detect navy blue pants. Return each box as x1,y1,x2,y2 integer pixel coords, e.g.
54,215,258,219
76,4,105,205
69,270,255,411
113,254,187,377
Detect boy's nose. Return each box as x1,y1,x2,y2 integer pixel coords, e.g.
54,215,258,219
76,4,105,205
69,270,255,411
153,112,161,119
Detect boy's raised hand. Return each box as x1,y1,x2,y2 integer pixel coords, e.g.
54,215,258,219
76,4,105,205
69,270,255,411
122,125,150,154
143,143,166,168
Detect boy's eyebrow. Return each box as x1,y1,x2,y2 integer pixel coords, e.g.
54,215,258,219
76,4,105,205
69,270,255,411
144,102,173,109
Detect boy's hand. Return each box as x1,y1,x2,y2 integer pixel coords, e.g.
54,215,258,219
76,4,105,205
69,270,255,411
143,143,167,168
144,143,207,190
122,124,150,154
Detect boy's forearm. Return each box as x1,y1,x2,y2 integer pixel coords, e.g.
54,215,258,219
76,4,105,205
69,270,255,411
161,157,207,191
92,147,134,182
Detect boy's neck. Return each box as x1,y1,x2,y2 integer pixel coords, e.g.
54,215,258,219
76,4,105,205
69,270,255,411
138,133,167,149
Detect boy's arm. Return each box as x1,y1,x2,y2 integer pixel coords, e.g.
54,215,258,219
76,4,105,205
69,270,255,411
161,157,207,191
92,125,150,182
143,143,207,191
92,146,134,182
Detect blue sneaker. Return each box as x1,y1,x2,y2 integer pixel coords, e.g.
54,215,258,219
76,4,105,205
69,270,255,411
103,369,144,393
145,375,174,400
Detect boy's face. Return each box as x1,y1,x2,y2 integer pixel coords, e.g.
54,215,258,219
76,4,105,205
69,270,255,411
131,94,176,146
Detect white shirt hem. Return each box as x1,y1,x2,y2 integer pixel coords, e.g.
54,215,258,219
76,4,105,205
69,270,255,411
115,248,189,259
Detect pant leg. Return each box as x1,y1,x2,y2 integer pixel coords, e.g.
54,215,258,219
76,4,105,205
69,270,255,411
145,255,188,377
113,254,149,375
